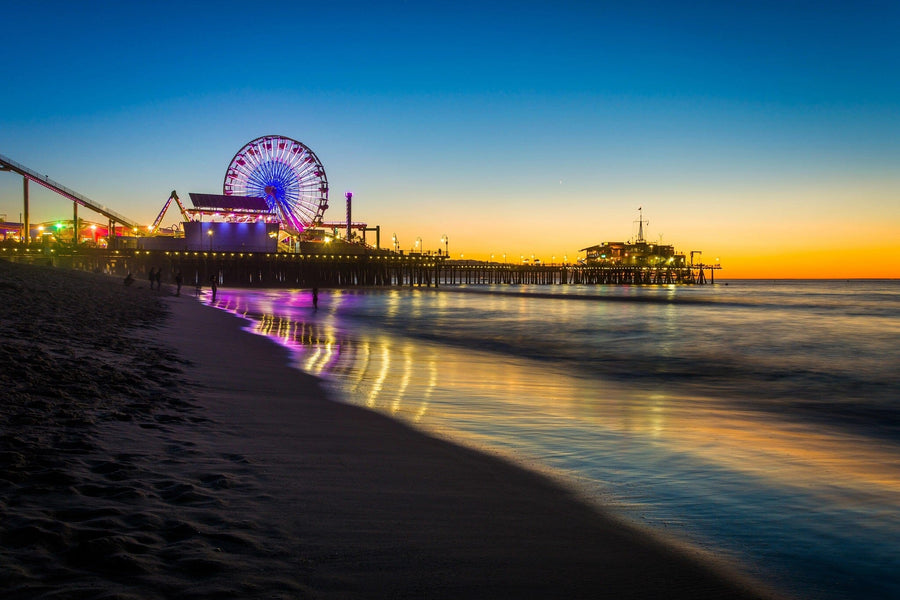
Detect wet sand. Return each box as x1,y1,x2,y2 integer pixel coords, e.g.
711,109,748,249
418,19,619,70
0,260,783,599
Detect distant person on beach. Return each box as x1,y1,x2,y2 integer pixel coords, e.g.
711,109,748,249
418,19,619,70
154,268,162,290
175,271,183,296
312,287,319,310
124,272,134,286
209,275,218,302
148,268,156,290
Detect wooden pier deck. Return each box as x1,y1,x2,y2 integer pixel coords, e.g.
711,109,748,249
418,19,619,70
2,247,721,287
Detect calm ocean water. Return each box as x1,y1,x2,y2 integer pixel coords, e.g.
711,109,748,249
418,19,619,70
210,280,900,600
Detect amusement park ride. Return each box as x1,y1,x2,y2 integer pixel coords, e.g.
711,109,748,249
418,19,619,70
0,150,142,244
148,135,332,239
149,135,375,249
148,191,189,234
223,135,329,234
0,135,379,249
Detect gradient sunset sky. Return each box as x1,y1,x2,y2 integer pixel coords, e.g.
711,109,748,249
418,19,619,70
1,0,897,278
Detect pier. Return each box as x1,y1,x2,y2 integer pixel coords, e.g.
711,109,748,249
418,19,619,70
1,247,720,287
2,150,721,288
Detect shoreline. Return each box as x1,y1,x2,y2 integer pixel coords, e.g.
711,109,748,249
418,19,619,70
1,261,783,598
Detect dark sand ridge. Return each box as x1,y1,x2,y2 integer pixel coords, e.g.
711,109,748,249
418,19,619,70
0,260,784,599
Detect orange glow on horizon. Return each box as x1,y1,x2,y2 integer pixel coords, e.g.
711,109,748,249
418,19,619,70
452,244,900,279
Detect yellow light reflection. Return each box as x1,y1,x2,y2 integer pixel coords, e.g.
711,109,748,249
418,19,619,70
413,356,438,423
366,346,391,408
232,295,900,510
393,350,413,414
638,401,900,496
351,341,372,393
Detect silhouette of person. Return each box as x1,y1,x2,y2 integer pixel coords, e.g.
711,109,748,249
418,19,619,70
209,275,218,302
124,272,134,286
175,271,183,296
154,268,162,290
148,268,156,289
312,287,319,310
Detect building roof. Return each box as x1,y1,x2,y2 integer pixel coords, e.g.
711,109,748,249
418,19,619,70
188,193,272,212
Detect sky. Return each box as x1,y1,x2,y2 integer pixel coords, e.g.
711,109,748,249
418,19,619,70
1,0,898,278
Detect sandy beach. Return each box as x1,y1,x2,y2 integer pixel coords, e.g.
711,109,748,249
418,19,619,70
1,260,782,599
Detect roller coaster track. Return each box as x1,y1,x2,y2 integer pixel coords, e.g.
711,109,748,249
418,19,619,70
0,152,141,229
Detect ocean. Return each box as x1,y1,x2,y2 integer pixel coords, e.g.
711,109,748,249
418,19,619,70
210,280,900,600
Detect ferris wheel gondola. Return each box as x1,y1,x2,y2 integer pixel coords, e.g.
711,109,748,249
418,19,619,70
223,135,329,233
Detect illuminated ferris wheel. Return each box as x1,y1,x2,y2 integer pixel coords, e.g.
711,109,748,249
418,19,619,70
223,135,329,233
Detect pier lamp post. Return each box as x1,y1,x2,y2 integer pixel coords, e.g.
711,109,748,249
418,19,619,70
207,228,213,251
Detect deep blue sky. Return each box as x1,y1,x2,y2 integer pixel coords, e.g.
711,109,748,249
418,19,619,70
2,0,898,275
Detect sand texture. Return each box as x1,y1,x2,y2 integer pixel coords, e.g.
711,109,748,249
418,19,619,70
0,260,782,599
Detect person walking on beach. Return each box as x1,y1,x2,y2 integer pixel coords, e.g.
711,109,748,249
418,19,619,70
175,271,183,296
148,268,156,290
312,287,319,310
209,275,218,302
154,268,162,291
124,272,134,286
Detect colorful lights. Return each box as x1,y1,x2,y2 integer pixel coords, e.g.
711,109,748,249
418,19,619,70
224,135,328,234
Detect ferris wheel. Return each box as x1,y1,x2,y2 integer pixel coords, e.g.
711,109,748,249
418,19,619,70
223,135,329,233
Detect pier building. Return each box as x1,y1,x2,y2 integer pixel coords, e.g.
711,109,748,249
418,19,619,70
580,240,687,268
576,208,718,283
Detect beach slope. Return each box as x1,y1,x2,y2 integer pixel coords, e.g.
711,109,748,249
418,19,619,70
0,260,780,599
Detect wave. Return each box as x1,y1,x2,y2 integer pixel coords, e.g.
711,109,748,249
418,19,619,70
430,285,900,318
230,305,900,443
217,282,900,442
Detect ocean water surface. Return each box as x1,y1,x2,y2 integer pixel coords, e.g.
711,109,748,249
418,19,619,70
209,280,900,600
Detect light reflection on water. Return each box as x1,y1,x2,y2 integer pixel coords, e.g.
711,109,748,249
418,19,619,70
211,283,900,600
